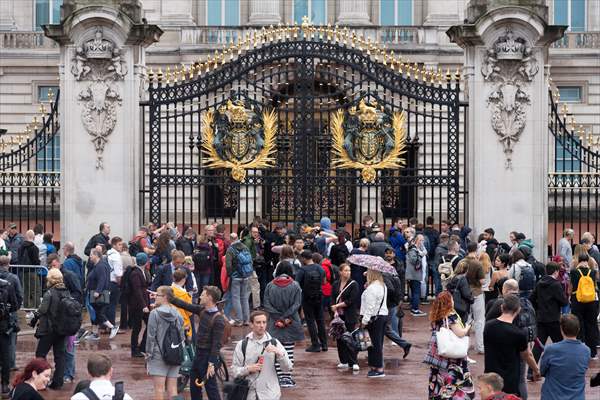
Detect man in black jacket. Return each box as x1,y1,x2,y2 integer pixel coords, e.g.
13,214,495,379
0,268,19,395
530,262,569,364
84,222,111,257
0,255,22,388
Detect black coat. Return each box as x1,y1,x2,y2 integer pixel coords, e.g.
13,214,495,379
59,267,83,304
332,279,359,327
176,237,195,256
84,233,111,256
150,263,194,292
447,274,473,316
530,275,568,323
17,241,39,266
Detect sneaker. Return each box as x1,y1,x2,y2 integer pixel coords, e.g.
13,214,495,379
85,333,100,341
411,310,427,317
592,356,599,361
76,329,89,340
279,378,296,388
367,370,385,378
467,357,477,364
337,363,349,369
352,364,360,372
305,345,321,353
321,344,328,352
131,351,145,358
109,325,120,339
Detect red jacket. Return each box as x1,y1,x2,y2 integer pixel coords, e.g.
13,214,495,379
321,259,333,297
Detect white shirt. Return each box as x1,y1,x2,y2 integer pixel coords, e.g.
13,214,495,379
107,248,123,282
71,379,133,400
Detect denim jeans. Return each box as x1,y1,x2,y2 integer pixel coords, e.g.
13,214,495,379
385,306,410,349
191,350,221,400
222,290,233,321
197,274,211,295
408,280,421,311
107,281,120,326
231,277,250,323
63,336,75,380
428,263,442,296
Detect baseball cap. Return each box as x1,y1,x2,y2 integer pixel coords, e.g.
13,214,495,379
136,252,148,266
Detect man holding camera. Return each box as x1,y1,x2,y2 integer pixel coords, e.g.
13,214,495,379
231,310,291,400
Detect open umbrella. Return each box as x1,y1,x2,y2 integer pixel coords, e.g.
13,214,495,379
346,254,397,276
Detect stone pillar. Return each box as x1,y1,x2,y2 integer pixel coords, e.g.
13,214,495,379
0,0,16,30
249,0,281,25
423,0,462,26
44,0,162,255
448,1,565,260
337,0,371,25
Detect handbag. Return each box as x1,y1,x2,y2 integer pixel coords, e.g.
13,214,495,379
89,290,110,305
436,318,469,359
223,377,250,400
328,314,346,339
343,328,371,352
180,342,196,375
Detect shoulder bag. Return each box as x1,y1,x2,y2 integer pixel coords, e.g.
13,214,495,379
436,317,469,359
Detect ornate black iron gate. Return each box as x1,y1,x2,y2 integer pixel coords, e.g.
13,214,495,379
142,25,465,232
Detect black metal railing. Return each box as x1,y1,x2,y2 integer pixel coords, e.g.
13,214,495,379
548,90,600,253
0,90,60,234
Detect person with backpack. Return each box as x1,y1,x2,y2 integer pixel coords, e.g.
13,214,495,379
32,269,74,390
569,253,599,359
328,229,351,267
438,239,460,291
231,310,292,400
241,226,265,309
529,262,569,366
507,250,536,299
70,354,133,400
168,285,226,400
226,238,254,326
146,285,185,400
262,262,304,387
295,250,327,352
0,254,22,386
0,260,19,396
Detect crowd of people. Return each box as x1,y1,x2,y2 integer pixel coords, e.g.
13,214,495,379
0,217,599,399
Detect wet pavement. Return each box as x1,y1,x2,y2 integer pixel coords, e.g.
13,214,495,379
12,305,600,399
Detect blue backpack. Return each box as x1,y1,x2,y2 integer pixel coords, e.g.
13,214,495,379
232,246,253,278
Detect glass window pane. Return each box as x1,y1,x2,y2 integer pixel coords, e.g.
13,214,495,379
398,0,412,25
35,0,50,30
571,0,585,31
52,0,63,24
207,0,222,25
38,86,58,102
554,0,568,25
558,86,582,102
224,0,239,25
294,0,309,24
380,0,395,25
311,0,326,25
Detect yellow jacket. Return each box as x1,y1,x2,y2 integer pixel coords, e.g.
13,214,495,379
171,284,192,338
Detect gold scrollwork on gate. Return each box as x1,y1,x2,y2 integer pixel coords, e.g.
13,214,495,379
331,99,407,183
201,100,277,182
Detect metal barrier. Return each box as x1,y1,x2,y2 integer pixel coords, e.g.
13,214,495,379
9,265,48,311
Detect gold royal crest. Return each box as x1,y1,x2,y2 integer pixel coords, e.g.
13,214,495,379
331,99,407,183
201,100,277,182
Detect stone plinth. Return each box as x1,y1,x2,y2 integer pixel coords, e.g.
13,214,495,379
448,5,565,259
44,0,162,255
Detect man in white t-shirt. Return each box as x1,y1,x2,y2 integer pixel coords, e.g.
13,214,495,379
71,354,132,400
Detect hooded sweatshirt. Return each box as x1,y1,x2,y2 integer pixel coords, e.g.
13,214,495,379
530,275,569,323
263,275,304,343
171,284,192,338
146,304,184,361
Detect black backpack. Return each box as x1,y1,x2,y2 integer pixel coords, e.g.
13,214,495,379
81,381,125,400
303,267,323,302
514,297,537,342
128,239,143,257
53,290,82,336
383,274,402,308
516,264,536,293
120,266,134,295
158,319,185,366
0,278,15,332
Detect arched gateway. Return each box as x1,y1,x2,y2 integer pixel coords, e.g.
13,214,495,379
142,21,466,231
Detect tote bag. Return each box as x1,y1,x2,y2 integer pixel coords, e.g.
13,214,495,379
436,318,469,359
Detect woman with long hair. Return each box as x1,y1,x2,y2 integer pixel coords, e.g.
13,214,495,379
331,263,360,371
263,261,304,387
11,358,52,400
572,244,598,270
273,245,301,277
465,259,486,354
425,291,474,400
360,269,388,378
479,252,494,305
152,231,174,267
488,253,510,303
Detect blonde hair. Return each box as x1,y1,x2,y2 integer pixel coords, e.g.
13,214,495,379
366,269,384,285
47,268,63,287
479,252,492,274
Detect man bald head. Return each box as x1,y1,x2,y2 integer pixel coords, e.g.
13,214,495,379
502,279,519,296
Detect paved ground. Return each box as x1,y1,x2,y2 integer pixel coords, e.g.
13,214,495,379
12,305,600,399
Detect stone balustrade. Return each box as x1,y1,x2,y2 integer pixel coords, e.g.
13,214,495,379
179,25,422,47
0,31,58,49
551,32,600,49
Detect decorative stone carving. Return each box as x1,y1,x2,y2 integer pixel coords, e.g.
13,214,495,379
72,28,127,169
481,27,539,169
